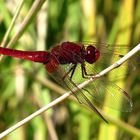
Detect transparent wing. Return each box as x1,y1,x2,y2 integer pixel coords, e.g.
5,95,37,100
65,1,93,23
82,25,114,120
72,42,139,77
45,42,139,120
85,77,133,112
64,63,133,112
45,63,107,122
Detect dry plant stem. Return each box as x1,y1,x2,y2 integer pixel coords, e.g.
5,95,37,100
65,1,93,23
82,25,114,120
35,95,59,140
1,0,24,47
6,0,46,49
0,43,140,139
77,43,140,88
0,91,71,139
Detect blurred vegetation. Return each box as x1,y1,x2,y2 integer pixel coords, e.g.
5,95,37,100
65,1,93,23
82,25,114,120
0,0,140,140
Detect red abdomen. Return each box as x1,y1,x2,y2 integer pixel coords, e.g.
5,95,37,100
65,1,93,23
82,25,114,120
0,47,50,63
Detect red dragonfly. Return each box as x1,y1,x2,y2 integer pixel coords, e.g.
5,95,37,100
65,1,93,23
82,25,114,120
0,41,133,122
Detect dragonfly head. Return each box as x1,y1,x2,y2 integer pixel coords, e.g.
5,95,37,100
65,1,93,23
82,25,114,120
85,45,100,64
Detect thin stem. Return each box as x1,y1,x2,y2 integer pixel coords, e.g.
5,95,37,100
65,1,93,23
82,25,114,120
0,43,140,139
74,43,140,91
1,0,24,48
0,91,71,139
6,0,46,49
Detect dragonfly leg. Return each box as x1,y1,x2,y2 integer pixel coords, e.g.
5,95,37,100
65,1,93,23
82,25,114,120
69,64,77,80
81,63,94,78
62,64,77,80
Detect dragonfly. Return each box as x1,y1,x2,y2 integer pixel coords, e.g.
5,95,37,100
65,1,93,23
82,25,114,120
0,41,134,122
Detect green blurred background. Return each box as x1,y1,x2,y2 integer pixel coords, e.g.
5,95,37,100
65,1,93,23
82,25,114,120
0,0,140,140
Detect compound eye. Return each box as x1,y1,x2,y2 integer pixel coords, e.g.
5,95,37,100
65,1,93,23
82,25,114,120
85,45,100,64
